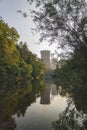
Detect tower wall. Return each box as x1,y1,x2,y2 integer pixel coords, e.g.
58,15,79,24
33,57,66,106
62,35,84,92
41,50,51,69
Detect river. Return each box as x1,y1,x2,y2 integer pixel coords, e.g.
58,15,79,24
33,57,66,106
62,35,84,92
0,79,87,130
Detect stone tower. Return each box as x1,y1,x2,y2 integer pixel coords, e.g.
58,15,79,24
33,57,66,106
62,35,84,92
40,50,51,69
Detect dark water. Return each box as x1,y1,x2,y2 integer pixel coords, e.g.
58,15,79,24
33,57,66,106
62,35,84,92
0,79,87,130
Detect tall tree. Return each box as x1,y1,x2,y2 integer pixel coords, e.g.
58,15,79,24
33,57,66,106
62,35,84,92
28,0,87,57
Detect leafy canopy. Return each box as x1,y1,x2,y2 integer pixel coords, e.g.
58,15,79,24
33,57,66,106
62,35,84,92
28,0,87,58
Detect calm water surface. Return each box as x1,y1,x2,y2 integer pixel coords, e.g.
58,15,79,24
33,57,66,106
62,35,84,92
13,83,67,130
0,79,87,130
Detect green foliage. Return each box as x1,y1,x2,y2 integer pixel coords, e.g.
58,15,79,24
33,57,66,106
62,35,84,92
17,41,45,79
27,0,87,85
55,41,87,89
52,53,87,130
0,19,45,81
52,60,87,130
28,0,87,57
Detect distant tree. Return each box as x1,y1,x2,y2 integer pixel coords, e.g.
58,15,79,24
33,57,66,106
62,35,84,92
17,41,45,79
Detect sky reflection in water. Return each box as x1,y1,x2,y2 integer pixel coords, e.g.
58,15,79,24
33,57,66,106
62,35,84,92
1,79,86,130
13,83,67,130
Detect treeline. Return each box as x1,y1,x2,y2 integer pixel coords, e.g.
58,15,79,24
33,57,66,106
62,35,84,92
55,46,87,89
0,19,45,81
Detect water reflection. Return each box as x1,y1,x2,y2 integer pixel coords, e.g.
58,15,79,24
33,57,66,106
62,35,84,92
52,97,87,130
40,86,51,104
52,82,87,130
40,84,58,105
0,79,67,130
0,80,45,130
14,82,66,130
1,78,87,130
0,77,87,130
51,84,58,96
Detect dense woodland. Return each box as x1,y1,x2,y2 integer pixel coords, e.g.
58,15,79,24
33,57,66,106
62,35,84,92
0,19,45,82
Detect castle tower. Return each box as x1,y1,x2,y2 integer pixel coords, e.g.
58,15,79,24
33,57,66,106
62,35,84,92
40,50,51,69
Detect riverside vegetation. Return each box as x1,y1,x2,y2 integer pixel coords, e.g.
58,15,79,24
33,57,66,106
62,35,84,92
0,0,87,128
0,18,45,82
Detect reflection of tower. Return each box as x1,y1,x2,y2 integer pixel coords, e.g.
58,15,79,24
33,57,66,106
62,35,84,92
40,84,58,105
50,84,58,102
40,50,51,69
40,86,51,104
51,84,57,95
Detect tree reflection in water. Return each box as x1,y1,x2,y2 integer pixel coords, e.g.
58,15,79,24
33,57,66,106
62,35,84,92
52,82,87,130
0,79,45,130
1,77,87,130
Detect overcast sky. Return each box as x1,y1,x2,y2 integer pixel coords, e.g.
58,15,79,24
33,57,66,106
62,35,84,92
0,0,57,58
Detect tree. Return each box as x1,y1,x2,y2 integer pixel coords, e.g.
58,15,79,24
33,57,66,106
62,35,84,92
0,18,21,80
27,0,87,85
28,0,87,58
17,41,45,79
0,18,20,66
0,19,45,80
